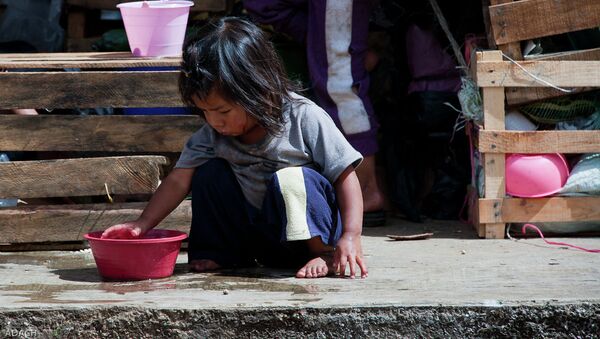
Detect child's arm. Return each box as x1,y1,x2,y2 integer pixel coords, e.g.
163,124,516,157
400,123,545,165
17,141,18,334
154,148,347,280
101,167,196,238
333,165,368,278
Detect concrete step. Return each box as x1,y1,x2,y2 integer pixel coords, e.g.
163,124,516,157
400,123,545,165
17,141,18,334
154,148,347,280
1,218,599,337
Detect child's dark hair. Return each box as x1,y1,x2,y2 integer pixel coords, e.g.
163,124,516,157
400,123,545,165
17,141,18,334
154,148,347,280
180,17,299,135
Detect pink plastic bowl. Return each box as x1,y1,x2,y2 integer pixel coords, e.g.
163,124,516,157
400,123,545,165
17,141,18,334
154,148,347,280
505,153,569,198
117,1,194,57
84,229,187,280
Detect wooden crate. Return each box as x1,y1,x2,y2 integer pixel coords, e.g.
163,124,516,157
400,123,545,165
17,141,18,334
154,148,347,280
483,0,600,105
0,52,197,249
472,50,600,239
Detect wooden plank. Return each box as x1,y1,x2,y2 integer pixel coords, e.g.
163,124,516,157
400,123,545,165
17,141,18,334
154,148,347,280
482,0,496,49
476,59,600,88
498,43,522,61
481,91,506,237
64,4,89,52
0,115,200,152
482,142,506,238
0,156,167,199
489,0,522,60
480,51,506,239
506,48,600,105
528,47,600,62
479,130,600,154
466,185,485,238
67,9,86,40
0,52,180,69
0,201,192,243
0,71,181,109
472,50,501,82
489,0,600,45
506,87,592,106
479,197,600,223
66,0,227,12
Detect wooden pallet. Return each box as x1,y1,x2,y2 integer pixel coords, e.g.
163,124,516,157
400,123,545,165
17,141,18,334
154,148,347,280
483,0,600,105
472,50,600,239
0,52,196,248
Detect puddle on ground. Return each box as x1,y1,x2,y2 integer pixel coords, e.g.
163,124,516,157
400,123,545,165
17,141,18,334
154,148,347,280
2,283,127,304
1,268,338,304
1,252,339,304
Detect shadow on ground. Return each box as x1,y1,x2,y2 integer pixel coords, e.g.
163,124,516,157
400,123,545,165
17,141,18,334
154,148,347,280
363,215,477,240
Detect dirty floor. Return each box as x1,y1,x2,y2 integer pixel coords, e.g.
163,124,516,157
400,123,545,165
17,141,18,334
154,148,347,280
1,218,599,310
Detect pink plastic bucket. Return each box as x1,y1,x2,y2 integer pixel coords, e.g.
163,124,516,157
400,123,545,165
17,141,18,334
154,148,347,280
117,1,194,57
505,153,570,198
84,229,187,280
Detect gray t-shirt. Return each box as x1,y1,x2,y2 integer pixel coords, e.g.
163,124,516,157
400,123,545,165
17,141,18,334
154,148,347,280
175,93,363,208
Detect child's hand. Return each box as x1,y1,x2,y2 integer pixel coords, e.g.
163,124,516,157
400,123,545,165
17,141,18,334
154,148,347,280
333,233,368,278
101,221,145,239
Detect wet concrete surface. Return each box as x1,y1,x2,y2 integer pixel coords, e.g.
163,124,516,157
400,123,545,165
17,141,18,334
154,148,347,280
1,218,600,337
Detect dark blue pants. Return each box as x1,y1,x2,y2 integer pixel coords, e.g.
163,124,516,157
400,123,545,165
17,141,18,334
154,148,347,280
188,159,342,268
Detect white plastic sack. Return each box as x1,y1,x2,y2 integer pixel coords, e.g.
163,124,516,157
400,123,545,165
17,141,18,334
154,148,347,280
506,110,537,131
560,153,600,195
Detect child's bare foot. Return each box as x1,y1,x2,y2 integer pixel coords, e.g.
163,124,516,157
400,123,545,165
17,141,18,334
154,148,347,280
296,256,332,278
190,259,221,272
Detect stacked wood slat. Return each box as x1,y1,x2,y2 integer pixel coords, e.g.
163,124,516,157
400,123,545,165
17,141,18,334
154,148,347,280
472,51,600,238
484,0,600,105
0,53,198,249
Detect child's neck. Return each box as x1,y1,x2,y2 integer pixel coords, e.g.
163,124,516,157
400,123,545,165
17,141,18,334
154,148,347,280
236,124,268,145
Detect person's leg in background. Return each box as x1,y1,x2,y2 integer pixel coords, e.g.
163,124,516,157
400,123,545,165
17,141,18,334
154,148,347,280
305,0,385,221
244,0,386,224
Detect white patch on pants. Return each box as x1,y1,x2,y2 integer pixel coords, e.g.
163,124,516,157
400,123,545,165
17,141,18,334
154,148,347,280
325,0,371,134
276,167,311,241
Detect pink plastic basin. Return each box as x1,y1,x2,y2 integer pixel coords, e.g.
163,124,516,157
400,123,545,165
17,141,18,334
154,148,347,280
505,153,569,198
117,1,194,57
84,229,187,280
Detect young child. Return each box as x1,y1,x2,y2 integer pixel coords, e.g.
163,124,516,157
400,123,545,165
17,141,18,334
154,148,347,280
102,17,367,279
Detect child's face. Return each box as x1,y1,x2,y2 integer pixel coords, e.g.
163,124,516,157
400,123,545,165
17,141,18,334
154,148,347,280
193,90,261,140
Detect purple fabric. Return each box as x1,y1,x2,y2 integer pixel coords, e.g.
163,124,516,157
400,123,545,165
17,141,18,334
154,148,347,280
243,0,308,44
406,24,461,94
244,0,379,156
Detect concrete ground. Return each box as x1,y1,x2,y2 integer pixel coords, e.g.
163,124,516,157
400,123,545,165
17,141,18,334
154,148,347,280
1,218,600,337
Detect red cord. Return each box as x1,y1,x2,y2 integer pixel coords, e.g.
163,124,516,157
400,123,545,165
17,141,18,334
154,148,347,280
522,224,600,253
